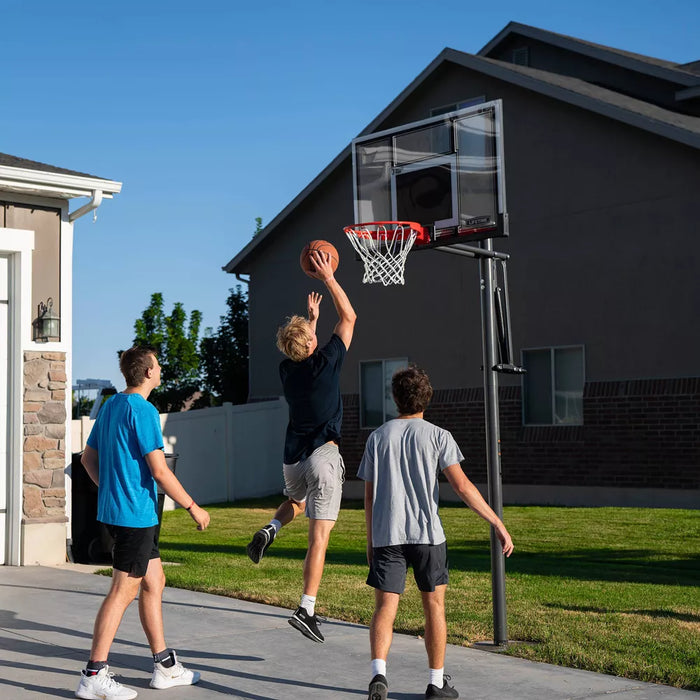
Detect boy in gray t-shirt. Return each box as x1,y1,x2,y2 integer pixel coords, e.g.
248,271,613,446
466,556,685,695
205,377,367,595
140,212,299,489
358,366,514,700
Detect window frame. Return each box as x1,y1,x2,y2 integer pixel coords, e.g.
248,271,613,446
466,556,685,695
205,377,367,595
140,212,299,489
359,357,408,429
430,96,486,117
520,344,585,426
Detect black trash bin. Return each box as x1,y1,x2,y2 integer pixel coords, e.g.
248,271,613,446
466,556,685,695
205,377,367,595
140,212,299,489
70,451,179,564
70,451,113,564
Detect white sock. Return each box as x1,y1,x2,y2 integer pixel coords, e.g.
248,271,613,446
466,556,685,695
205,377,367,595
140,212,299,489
300,594,316,615
269,519,282,533
371,658,387,679
429,668,444,687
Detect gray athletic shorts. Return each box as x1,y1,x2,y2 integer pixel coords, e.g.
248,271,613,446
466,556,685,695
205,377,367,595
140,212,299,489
283,442,345,520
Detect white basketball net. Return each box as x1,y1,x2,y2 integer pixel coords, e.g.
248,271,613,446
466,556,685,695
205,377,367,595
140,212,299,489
344,222,420,286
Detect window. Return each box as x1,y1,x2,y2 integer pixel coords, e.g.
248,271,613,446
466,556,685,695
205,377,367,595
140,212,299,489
522,346,584,425
360,358,408,428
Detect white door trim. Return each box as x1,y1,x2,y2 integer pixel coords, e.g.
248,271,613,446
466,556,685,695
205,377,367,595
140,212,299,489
1,228,35,565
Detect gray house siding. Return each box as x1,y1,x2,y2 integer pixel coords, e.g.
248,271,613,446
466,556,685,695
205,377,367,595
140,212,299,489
247,61,700,397
232,45,700,506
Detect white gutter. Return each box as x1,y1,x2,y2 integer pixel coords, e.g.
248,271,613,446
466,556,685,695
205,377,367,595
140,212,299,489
68,189,103,222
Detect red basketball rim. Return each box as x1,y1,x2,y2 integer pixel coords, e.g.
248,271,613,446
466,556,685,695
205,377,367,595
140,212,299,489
343,221,429,244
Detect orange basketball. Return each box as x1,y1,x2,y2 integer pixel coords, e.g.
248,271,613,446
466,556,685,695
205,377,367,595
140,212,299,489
300,240,339,278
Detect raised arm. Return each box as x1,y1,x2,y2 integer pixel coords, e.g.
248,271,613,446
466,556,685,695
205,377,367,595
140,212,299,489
443,464,514,557
309,249,357,349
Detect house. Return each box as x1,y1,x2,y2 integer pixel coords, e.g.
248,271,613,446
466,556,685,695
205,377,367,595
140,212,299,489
1,153,121,565
223,23,700,508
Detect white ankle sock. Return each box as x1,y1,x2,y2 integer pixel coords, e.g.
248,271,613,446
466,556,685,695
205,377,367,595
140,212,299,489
429,668,444,687
300,594,316,615
269,519,282,533
371,658,387,679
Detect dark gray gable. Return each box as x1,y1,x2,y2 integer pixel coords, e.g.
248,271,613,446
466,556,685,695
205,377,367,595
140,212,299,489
224,39,700,276
479,21,700,86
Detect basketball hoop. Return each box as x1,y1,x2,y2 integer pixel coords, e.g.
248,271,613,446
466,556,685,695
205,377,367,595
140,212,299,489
343,221,428,285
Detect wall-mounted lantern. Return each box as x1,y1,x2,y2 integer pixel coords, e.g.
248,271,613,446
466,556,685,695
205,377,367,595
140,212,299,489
32,298,60,343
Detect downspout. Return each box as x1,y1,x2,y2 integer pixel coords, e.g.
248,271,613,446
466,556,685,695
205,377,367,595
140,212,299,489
235,274,250,284
68,189,103,222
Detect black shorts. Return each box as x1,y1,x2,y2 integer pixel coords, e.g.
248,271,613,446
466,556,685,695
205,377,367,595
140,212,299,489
105,524,160,578
367,542,449,593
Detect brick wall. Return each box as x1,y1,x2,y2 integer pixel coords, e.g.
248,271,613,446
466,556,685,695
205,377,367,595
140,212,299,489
23,351,68,524
339,378,700,490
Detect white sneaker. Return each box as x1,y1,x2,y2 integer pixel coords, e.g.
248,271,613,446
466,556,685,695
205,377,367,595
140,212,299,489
75,666,138,699
149,651,200,689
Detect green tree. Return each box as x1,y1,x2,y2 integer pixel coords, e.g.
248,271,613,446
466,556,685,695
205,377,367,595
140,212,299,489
72,394,95,419
253,216,263,237
198,285,249,405
128,292,203,412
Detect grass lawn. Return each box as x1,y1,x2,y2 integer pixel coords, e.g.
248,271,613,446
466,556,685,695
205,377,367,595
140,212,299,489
151,498,699,690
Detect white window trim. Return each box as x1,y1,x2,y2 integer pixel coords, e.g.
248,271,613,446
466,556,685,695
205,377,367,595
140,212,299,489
521,344,585,427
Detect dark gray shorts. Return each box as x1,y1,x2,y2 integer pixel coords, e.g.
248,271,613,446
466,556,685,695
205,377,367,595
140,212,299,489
283,443,345,520
367,542,449,593
106,523,160,578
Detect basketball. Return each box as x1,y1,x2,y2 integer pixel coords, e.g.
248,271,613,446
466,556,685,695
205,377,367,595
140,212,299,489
300,240,339,277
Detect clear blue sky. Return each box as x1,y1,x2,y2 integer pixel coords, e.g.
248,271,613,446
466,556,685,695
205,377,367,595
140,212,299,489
2,0,698,391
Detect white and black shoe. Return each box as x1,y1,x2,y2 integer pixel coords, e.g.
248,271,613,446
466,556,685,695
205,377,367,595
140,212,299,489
246,524,276,563
288,606,325,643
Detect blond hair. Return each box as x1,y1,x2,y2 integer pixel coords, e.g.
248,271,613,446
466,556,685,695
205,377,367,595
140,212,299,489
277,315,313,362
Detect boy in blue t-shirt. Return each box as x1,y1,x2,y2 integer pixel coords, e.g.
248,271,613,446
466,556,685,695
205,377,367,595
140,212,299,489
76,346,210,700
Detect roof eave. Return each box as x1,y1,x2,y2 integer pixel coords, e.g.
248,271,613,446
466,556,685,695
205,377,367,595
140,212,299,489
0,164,122,200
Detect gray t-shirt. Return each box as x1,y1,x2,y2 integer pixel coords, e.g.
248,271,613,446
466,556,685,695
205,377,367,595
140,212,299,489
357,418,464,547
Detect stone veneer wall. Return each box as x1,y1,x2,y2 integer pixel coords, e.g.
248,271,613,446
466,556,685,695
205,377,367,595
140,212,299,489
23,351,68,525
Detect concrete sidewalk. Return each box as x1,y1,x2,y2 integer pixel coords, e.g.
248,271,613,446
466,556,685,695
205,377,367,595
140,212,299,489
0,565,696,699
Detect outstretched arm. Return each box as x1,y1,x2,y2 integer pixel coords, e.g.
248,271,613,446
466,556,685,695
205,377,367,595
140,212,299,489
443,463,514,556
308,250,357,350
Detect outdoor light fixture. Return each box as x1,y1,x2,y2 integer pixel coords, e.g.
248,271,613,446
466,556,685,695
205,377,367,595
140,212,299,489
32,297,60,343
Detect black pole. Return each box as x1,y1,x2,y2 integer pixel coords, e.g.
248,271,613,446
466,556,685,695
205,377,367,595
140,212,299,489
478,239,508,645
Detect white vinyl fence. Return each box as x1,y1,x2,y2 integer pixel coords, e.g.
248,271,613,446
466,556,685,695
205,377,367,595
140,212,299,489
72,399,287,510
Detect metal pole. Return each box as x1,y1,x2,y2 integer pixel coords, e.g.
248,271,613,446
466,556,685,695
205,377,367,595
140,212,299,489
478,239,508,645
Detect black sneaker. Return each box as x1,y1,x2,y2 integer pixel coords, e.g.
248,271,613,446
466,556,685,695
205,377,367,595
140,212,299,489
368,673,388,700
425,675,459,699
288,606,325,643
246,524,276,563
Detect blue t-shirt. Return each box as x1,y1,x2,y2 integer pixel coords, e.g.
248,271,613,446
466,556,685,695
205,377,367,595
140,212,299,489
86,393,163,527
280,333,346,463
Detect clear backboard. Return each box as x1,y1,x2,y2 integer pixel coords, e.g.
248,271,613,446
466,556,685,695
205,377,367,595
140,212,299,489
351,99,507,248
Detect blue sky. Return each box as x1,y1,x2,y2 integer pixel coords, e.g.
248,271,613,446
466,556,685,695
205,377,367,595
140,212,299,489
2,0,698,391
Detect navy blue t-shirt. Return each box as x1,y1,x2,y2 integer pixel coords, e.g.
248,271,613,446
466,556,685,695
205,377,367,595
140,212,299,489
280,333,346,463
